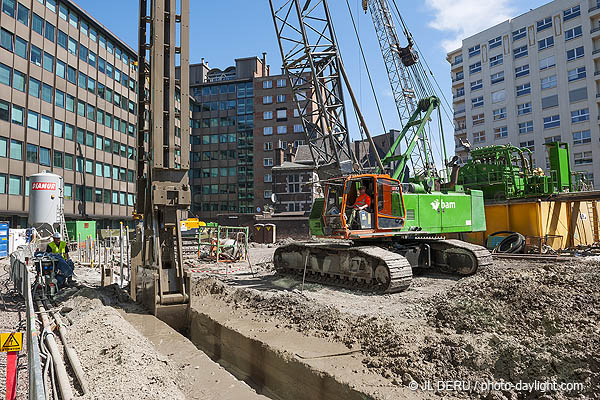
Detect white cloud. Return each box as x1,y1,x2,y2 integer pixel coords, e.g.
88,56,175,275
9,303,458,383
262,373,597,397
425,0,515,52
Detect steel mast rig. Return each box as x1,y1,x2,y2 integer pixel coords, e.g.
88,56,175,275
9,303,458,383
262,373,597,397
131,0,191,326
268,0,491,293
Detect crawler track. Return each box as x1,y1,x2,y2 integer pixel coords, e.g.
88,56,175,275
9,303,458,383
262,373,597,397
274,243,412,293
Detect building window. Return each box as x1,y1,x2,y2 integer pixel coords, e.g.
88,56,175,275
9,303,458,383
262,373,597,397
276,78,287,87
512,27,526,41
2,0,15,17
263,126,273,136
470,79,483,91
0,64,10,86
472,113,484,126
26,144,38,163
489,54,503,67
8,139,23,162
16,3,28,25
264,142,273,151
30,45,42,66
519,140,535,152
494,126,508,139
276,108,287,121
493,107,506,121
15,36,27,59
293,124,304,133
536,17,552,32
572,129,591,144
566,46,584,61
565,26,583,41
264,190,272,199
471,96,483,108
44,22,55,42
539,55,555,70
563,5,580,21
32,13,43,35
513,46,528,59
263,96,273,104
491,89,505,103
473,131,485,143
545,135,561,144
468,44,480,57
264,158,273,167
538,36,554,51
490,71,504,84
518,121,533,134
0,101,7,122
469,62,481,74
11,105,23,126
39,147,50,166
516,83,531,96
1,29,13,52
541,75,557,90
264,174,273,183
277,125,287,134
27,110,39,130
276,94,286,103
574,151,593,165
571,108,589,123
488,36,502,49
263,111,273,120
543,115,560,129
567,67,586,82
8,175,21,195
263,80,273,89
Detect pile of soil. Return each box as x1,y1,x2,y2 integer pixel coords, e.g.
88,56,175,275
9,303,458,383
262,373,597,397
192,259,600,399
58,286,186,399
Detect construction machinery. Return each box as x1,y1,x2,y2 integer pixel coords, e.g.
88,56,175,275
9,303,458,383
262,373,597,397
130,0,191,325
457,142,578,200
268,0,491,293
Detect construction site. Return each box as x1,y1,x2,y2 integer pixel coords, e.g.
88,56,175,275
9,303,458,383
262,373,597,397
2,0,600,399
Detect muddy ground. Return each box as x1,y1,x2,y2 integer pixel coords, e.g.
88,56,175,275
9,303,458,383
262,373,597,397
188,246,600,399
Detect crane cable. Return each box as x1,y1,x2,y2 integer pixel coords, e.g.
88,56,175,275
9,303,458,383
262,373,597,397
344,0,387,136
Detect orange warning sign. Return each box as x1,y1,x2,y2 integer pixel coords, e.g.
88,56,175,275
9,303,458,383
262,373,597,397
0,332,22,352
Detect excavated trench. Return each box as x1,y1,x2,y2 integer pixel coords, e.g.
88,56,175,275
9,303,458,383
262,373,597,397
185,306,375,400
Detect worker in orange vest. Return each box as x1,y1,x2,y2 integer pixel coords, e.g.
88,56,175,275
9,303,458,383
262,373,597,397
348,186,371,228
352,186,371,210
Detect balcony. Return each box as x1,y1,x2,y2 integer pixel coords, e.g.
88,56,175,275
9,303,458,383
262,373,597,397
592,26,600,35
590,2,600,13
593,48,600,55
454,108,466,116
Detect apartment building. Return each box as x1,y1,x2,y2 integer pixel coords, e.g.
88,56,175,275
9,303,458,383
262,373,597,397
448,0,600,187
188,55,308,220
0,0,138,228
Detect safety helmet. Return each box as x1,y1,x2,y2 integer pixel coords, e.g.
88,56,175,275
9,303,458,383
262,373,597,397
52,232,62,239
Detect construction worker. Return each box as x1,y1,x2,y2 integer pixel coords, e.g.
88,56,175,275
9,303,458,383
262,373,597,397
46,232,75,286
46,232,70,259
348,186,372,228
352,186,371,210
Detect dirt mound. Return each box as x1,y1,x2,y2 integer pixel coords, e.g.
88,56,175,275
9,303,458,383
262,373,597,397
192,259,600,399
60,287,186,400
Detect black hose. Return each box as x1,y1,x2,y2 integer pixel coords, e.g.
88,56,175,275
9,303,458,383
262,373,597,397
494,233,526,254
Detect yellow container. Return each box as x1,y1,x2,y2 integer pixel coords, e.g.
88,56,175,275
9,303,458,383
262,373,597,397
463,200,598,250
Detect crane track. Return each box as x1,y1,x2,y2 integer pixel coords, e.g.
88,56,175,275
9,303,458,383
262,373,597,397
274,244,412,293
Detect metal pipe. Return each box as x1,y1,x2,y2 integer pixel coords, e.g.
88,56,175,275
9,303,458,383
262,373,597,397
120,222,124,288
35,301,73,400
49,309,89,394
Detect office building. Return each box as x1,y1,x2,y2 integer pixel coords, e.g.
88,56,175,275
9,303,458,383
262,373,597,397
448,0,598,187
0,0,138,228
188,55,309,220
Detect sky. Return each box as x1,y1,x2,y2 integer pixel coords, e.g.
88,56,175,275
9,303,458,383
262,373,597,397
76,0,549,162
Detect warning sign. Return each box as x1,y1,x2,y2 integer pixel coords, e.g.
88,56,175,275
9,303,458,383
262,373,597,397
0,332,23,352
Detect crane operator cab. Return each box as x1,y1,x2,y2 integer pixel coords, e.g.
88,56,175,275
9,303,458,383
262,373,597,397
321,174,406,239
